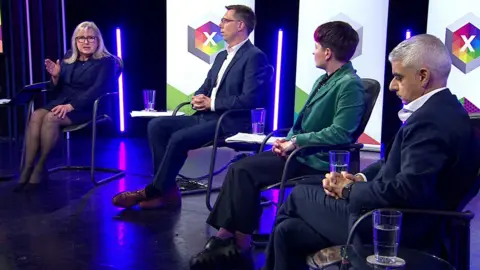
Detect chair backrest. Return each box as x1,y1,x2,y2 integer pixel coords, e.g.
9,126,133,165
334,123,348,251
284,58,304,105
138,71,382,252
112,55,124,79
62,49,123,80
437,114,480,270
267,65,275,83
262,65,276,133
457,113,480,210
351,78,381,142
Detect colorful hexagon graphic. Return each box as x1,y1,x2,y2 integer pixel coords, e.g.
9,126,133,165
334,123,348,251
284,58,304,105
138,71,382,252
328,13,363,60
446,13,480,74
188,21,225,64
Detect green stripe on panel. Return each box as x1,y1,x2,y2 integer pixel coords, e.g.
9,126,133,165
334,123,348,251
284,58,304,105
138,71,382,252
166,84,195,116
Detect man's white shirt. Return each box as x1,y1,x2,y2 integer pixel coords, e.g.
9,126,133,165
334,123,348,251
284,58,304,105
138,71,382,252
357,87,447,182
209,38,249,111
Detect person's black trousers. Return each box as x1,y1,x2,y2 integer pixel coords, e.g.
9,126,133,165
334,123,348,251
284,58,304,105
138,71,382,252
146,113,220,195
206,151,323,234
263,181,351,270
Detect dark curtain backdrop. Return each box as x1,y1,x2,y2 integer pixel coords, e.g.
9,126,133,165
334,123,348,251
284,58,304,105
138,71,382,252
0,0,430,143
63,0,300,137
64,0,166,137
381,0,429,157
0,0,63,139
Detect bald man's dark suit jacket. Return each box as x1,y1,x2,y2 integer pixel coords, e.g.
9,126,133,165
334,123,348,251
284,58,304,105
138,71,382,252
350,89,480,254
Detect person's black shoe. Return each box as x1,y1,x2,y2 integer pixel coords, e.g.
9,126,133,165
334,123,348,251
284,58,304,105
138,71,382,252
12,182,28,192
189,236,252,269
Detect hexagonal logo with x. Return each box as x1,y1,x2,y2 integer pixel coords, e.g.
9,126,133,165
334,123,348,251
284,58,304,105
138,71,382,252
446,12,480,74
188,20,225,64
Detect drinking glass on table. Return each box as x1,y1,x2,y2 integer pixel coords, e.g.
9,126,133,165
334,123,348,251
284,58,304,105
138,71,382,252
251,108,266,134
367,209,406,267
329,150,350,173
143,89,156,111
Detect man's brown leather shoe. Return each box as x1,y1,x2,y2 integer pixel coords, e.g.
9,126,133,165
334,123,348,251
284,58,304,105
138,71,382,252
138,187,181,209
112,189,148,208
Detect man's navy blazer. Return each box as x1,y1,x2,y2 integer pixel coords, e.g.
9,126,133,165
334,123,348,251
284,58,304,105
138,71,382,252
350,89,478,214
194,40,270,134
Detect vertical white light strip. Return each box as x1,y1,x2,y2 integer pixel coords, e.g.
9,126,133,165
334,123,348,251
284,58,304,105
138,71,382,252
25,0,33,84
116,28,125,132
273,29,283,130
405,29,411,39
61,0,69,139
61,0,67,53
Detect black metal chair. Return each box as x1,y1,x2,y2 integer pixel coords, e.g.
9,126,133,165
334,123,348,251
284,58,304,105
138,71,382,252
0,82,49,180
306,114,480,270
306,208,476,270
250,78,381,246
20,55,125,186
171,65,275,197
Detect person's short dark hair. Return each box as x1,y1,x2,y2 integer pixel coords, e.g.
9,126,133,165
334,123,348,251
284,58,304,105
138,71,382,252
314,21,359,62
225,5,256,34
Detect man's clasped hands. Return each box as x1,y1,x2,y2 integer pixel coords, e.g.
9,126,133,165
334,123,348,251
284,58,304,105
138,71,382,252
323,171,364,199
191,94,212,111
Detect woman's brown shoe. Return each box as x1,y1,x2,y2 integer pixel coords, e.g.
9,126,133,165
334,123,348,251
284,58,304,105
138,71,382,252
138,187,181,209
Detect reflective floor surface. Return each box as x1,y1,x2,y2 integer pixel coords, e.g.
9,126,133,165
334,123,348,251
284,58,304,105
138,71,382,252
0,137,478,269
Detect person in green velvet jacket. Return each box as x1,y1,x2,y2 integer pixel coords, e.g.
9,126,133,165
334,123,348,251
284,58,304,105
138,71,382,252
190,21,366,269
283,60,365,171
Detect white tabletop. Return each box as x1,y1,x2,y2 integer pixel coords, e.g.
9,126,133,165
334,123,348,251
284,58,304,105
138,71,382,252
130,110,185,118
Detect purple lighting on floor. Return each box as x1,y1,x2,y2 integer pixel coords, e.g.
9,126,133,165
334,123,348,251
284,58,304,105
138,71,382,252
117,141,126,193
116,28,125,132
273,29,283,130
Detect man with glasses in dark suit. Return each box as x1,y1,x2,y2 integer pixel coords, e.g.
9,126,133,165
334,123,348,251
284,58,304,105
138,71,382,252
112,5,271,210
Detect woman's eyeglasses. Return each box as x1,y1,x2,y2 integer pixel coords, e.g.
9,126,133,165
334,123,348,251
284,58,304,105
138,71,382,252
76,36,97,43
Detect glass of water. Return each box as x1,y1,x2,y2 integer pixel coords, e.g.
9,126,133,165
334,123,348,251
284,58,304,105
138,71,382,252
329,150,350,173
143,89,156,111
368,210,405,267
251,108,266,134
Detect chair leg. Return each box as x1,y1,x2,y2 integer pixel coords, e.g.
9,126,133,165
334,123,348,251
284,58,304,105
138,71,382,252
206,143,219,211
19,101,34,171
90,118,97,184
48,120,124,185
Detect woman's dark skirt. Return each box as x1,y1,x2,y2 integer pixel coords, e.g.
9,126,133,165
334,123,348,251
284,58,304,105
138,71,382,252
44,102,93,125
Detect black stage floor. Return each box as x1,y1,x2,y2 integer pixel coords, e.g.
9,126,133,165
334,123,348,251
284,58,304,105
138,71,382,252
0,137,479,269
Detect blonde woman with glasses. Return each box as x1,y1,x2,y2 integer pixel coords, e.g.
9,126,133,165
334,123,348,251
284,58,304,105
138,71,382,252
15,21,116,192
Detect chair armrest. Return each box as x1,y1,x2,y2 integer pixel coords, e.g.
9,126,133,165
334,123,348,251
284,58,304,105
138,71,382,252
281,143,363,184
173,101,191,116
346,208,475,246
215,108,253,138
259,127,292,152
290,143,363,158
94,92,118,106
23,81,50,93
218,108,252,126
275,143,364,210
93,92,118,118
390,208,474,220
